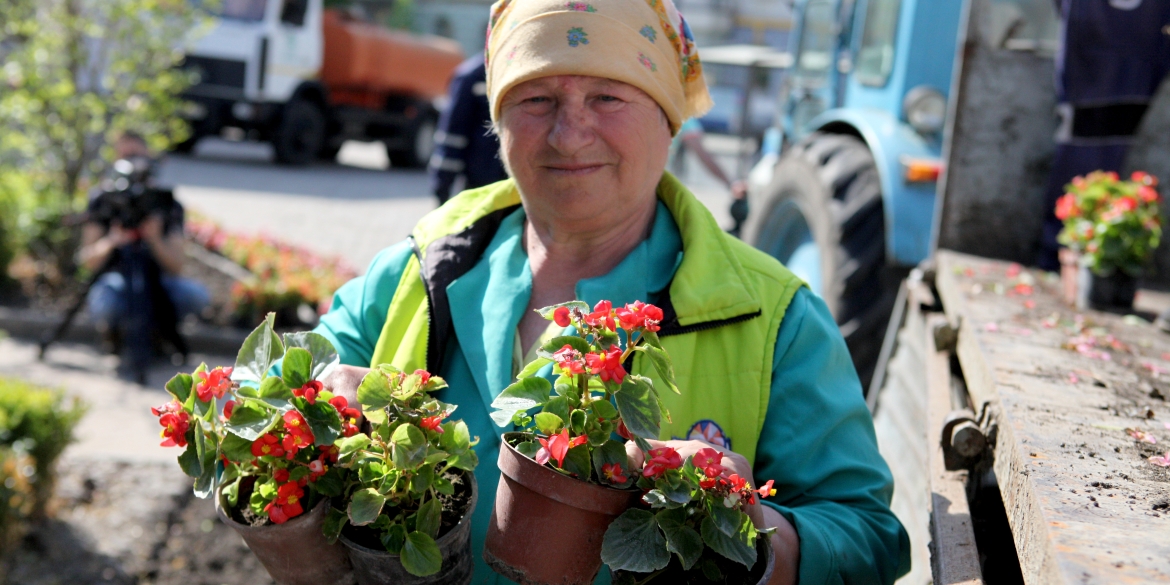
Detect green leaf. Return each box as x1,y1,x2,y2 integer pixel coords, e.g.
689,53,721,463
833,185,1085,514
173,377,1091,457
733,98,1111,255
300,400,342,446
590,399,618,421
661,475,693,505
233,313,283,382
709,504,743,537
438,420,471,453
592,439,635,488
489,409,519,428
516,356,552,380
165,373,193,403
357,370,394,410
382,523,407,554
193,431,217,498
323,506,347,544
225,401,278,441
641,345,680,395
177,441,202,478
570,409,587,434
534,412,564,435
601,509,671,573
336,434,371,459
614,376,661,440
554,376,580,401
314,468,345,497
701,514,757,568
282,331,339,380
537,336,592,358
657,508,704,570
563,444,592,479
639,329,664,349
515,440,541,459
490,377,552,413
411,464,435,494
401,532,443,577
434,475,455,495
447,449,479,471
537,301,590,320
415,497,442,538
391,424,428,469
541,396,571,424
223,477,241,508
348,488,386,526
281,347,313,390
221,433,254,463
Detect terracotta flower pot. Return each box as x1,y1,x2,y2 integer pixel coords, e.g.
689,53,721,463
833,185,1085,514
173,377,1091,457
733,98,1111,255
610,536,775,585
339,471,478,585
1059,248,1080,306
483,432,642,585
215,488,355,585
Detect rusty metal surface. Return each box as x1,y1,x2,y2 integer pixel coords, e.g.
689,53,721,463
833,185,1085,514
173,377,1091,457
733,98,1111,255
936,250,1170,584
935,0,1058,264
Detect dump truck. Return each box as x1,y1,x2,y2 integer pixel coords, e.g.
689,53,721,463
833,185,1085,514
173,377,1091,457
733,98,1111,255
177,0,464,167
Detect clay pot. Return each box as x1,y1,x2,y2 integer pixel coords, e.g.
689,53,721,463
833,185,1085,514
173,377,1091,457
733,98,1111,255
610,536,775,585
1078,265,1137,310
216,489,355,585
339,471,478,585
1059,248,1080,306
483,432,642,585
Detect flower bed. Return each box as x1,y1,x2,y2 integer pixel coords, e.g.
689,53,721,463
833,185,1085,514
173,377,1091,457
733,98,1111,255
186,216,358,327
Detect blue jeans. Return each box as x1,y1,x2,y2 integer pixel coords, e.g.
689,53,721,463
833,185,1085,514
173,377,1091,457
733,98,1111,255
86,272,210,324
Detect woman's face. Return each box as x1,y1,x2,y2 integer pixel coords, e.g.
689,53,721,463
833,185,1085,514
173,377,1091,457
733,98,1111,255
497,75,673,228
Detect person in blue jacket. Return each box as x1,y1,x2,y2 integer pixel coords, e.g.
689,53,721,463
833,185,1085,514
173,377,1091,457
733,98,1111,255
317,1,909,583
430,53,510,205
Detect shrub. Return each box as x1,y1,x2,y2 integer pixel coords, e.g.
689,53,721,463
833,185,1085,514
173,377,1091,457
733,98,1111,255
0,377,87,520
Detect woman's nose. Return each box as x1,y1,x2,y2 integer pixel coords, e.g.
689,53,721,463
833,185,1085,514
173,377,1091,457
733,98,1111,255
546,102,595,156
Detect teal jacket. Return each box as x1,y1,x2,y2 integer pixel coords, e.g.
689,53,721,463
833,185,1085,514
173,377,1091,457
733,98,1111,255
316,200,909,584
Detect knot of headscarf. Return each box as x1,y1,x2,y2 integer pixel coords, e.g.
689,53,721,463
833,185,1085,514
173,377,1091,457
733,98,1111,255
484,0,713,134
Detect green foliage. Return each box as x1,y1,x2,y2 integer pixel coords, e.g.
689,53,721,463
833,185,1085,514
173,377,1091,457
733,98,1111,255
0,0,208,282
332,365,477,577
0,377,86,521
491,300,673,486
1056,171,1163,276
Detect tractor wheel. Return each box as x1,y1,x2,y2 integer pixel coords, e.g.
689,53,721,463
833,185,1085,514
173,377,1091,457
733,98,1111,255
742,132,901,390
272,99,325,166
388,113,437,169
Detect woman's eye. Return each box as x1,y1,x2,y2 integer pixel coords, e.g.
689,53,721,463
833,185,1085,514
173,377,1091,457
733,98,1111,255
525,96,551,104
597,95,620,102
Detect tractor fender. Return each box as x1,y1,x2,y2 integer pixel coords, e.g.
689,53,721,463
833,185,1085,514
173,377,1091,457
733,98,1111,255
806,108,941,267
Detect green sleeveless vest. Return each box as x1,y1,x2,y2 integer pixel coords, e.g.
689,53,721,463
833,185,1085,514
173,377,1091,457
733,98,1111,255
369,174,804,465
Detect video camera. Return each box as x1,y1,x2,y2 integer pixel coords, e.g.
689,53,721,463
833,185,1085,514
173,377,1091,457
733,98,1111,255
88,156,175,230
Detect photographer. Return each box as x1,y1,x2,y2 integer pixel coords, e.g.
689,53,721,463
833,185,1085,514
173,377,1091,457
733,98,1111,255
77,132,208,352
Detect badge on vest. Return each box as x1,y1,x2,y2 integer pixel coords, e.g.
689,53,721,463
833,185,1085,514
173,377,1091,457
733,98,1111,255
675,419,731,450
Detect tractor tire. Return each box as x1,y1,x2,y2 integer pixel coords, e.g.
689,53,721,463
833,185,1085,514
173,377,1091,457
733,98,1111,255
388,113,437,169
742,132,901,390
272,99,325,166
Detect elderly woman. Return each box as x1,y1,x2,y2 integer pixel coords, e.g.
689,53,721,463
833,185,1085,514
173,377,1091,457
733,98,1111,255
318,0,908,583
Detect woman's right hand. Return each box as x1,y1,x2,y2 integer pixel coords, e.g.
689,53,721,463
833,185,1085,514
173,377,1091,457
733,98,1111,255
321,364,369,416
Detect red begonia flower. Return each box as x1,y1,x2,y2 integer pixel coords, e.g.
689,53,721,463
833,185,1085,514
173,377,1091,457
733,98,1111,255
328,395,349,411
1139,185,1160,203
251,433,286,458
150,400,182,417
283,411,314,440
616,419,634,440
699,477,717,490
537,429,573,468
585,346,626,384
552,344,586,376
602,462,628,484
1054,193,1079,220
692,448,724,478
265,482,305,524
553,306,572,327
414,369,431,386
642,447,683,478
221,400,236,422
583,300,616,331
420,415,445,433
158,411,190,448
308,459,327,480
273,468,290,483
293,380,323,404
756,479,777,498
194,366,233,402
614,301,663,332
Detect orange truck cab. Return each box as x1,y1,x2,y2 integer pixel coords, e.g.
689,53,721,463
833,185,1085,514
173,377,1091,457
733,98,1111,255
177,0,464,167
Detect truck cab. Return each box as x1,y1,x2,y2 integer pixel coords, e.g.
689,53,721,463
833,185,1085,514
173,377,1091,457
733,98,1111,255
741,0,1056,387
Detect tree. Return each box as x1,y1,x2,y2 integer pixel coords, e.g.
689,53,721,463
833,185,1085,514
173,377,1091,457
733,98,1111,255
0,0,207,287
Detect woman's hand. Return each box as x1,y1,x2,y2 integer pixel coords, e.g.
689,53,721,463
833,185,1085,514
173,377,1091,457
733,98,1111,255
321,364,369,421
624,438,799,585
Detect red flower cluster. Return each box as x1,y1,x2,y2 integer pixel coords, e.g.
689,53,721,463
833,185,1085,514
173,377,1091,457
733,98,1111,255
1055,193,1081,221
585,346,626,384
152,401,190,448
615,301,663,332
293,380,323,404
265,481,305,524
195,366,233,402
552,345,586,375
420,414,446,433
414,369,431,386
583,300,617,331
642,447,683,479
252,433,286,458
692,447,724,486
329,396,362,437
601,462,628,484
536,429,588,468
282,411,314,455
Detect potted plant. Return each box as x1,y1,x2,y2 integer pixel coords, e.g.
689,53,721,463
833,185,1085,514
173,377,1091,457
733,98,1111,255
150,314,358,585
325,365,479,585
484,300,679,585
601,446,777,584
1055,171,1162,309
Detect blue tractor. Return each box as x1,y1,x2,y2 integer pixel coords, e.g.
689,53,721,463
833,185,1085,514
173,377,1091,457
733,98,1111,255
741,0,1058,387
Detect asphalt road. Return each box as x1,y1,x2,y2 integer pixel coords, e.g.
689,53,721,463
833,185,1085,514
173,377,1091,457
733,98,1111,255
159,137,741,273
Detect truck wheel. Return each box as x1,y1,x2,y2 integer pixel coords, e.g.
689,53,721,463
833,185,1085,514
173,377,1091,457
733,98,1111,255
742,132,899,390
388,114,437,169
273,100,325,166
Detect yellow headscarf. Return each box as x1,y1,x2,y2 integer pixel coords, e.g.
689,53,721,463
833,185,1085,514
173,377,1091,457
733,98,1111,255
485,0,713,135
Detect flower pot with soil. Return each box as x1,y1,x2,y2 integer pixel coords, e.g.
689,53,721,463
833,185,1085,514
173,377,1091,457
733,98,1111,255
602,447,780,585
149,314,361,585
324,366,480,584
1055,171,1162,310
485,300,678,585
